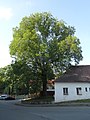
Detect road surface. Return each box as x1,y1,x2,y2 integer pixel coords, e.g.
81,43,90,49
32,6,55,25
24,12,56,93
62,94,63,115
0,100,90,120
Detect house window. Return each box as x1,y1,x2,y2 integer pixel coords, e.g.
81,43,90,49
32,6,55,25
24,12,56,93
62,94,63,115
85,87,88,92
76,87,82,95
63,88,68,95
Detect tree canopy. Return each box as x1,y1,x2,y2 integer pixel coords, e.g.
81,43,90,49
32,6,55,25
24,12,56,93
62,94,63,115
9,12,83,96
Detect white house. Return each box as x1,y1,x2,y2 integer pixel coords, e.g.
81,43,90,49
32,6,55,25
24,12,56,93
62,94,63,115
55,65,90,102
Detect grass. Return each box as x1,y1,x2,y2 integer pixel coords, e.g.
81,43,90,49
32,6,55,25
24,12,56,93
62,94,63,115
21,96,90,105
72,99,90,103
56,99,90,104
21,96,54,104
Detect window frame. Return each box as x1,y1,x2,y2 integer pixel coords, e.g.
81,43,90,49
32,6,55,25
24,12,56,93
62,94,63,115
76,87,82,95
63,88,68,95
85,87,88,92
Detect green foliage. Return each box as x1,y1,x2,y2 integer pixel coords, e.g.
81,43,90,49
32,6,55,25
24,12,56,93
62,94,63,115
0,62,31,95
11,61,32,95
9,12,83,96
0,67,8,93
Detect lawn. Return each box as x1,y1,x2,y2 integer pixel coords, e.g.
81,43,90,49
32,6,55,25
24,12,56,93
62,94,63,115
21,96,54,104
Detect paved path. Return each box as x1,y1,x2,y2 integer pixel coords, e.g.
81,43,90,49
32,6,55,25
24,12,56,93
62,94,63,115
0,100,90,120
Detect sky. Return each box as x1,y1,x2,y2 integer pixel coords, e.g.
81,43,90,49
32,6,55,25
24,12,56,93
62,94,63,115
0,0,90,67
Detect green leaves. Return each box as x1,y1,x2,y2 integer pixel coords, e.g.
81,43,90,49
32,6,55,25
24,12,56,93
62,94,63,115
9,12,83,96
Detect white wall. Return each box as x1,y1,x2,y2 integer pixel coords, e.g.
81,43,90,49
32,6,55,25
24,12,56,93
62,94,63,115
55,82,90,102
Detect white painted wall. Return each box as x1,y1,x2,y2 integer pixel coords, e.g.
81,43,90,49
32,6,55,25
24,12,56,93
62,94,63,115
55,82,90,102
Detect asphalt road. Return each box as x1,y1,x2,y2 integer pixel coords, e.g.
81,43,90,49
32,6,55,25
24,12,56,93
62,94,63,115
0,100,90,120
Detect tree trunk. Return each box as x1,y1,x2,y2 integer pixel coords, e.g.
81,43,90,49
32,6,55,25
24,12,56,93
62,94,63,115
42,67,47,96
42,77,47,96
9,87,10,95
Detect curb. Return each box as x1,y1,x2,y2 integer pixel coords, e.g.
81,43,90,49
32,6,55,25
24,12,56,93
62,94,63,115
15,102,90,107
